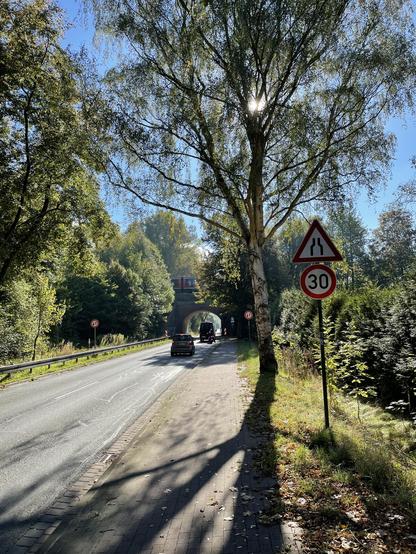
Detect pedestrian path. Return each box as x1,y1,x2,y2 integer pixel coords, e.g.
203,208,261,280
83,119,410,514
17,341,302,553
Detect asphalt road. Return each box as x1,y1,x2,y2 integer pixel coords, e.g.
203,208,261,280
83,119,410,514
0,341,215,552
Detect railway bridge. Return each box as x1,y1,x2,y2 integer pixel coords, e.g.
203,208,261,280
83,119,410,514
167,277,234,336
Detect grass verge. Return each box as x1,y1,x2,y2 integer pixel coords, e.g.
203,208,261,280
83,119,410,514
238,341,416,553
0,339,170,387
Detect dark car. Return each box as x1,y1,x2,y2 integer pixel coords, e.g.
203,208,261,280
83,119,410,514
199,321,215,342
171,334,195,356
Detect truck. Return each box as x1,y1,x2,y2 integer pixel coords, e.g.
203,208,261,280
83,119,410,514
199,321,215,343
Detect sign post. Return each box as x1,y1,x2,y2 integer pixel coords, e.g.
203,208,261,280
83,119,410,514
317,299,330,429
244,310,253,345
90,319,100,348
293,221,343,429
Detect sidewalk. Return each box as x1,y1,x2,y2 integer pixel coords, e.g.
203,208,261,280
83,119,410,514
21,341,302,554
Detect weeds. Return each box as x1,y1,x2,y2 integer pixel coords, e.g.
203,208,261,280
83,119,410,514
237,340,416,552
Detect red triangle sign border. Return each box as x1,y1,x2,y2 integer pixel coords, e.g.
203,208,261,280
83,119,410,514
292,220,343,263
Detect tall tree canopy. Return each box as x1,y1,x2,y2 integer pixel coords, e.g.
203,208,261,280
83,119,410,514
93,0,416,372
326,203,369,289
0,0,109,285
143,211,199,277
369,208,416,284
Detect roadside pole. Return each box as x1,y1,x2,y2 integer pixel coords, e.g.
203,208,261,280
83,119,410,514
90,319,100,349
317,299,330,428
244,310,253,346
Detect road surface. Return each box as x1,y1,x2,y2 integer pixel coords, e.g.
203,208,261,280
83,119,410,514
0,341,214,551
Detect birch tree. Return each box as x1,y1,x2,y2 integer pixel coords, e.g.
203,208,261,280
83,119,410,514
93,0,416,372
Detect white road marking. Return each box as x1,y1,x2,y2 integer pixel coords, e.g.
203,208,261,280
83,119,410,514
55,381,98,400
102,382,141,403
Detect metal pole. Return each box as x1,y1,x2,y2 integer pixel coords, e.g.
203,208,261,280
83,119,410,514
94,326,97,349
248,319,251,346
317,299,330,428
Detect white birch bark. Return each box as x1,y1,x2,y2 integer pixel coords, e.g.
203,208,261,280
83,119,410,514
248,240,278,373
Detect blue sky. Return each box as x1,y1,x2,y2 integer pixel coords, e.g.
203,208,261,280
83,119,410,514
58,0,416,233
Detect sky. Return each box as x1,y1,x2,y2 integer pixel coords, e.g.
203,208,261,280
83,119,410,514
57,0,416,233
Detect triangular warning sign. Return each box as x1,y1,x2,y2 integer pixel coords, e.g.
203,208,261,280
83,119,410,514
292,220,343,263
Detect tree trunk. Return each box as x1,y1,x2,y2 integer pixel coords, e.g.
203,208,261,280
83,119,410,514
248,240,278,374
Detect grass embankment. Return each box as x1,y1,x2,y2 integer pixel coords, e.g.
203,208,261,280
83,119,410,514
0,339,170,387
238,341,416,553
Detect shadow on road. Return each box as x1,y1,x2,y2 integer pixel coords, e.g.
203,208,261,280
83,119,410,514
4,342,286,554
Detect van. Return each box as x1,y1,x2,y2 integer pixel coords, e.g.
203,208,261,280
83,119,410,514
199,321,215,342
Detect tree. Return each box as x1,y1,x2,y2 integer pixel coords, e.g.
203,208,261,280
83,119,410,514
0,0,109,285
94,0,416,372
369,208,416,285
273,217,309,290
31,273,65,360
0,273,64,363
325,203,369,289
143,211,199,276
60,223,174,342
196,224,254,337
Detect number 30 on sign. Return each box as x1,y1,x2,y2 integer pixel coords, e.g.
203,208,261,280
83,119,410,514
300,264,336,299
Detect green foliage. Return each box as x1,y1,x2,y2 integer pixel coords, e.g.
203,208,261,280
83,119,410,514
0,0,111,285
279,289,317,349
313,316,339,404
369,208,416,285
0,273,64,363
59,222,174,344
276,279,416,420
380,276,416,416
326,203,370,289
143,211,200,277
336,321,376,420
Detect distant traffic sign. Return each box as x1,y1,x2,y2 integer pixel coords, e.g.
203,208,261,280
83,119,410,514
293,220,343,263
244,310,253,320
90,319,100,328
300,265,337,299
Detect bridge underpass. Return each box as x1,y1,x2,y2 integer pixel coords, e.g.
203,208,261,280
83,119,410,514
167,278,235,336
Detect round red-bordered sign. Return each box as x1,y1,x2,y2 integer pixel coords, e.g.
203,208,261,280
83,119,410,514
244,310,253,320
300,265,336,299
90,319,100,328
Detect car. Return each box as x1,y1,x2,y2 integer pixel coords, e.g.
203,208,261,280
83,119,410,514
199,321,215,342
171,334,195,356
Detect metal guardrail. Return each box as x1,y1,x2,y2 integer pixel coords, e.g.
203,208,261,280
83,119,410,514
0,337,167,376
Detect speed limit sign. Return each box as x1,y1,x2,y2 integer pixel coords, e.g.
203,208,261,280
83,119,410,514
300,264,336,299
